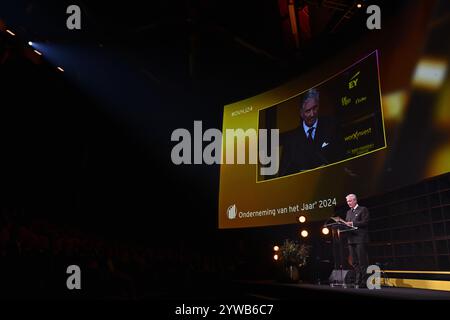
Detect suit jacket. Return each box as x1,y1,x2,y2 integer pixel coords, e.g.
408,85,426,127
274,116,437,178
345,206,370,244
278,117,343,176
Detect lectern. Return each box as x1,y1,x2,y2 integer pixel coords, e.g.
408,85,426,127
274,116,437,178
324,217,357,288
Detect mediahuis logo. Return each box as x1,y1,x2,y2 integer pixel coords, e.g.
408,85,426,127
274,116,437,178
227,204,237,219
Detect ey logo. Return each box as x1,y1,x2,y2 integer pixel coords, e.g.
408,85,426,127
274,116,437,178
348,71,360,89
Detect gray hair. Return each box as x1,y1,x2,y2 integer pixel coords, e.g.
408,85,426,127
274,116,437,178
301,88,320,109
346,194,357,201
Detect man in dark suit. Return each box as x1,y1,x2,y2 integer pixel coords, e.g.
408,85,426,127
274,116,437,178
344,193,370,288
278,88,344,177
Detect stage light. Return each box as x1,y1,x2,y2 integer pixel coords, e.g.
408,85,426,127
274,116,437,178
273,254,279,261
273,245,280,252
357,3,362,8
28,41,33,46
300,230,308,238
298,216,306,223
412,57,448,91
33,49,42,56
57,67,65,72
322,227,330,235
6,29,16,36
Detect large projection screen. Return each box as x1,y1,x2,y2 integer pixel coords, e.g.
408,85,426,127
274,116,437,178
219,2,450,228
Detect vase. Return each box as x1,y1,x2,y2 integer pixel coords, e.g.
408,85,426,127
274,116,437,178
287,265,299,282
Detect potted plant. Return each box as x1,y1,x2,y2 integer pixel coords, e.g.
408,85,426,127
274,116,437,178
279,239,311,282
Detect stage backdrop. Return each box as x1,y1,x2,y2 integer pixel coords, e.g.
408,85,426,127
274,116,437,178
219,1,449,228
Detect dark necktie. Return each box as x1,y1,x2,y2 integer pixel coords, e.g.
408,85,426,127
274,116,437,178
307,127,314,143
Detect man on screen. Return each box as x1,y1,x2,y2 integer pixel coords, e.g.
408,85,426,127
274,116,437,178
343,193,370,289
278,88,344,176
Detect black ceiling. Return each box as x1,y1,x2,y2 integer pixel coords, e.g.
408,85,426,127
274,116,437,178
2,0,404,92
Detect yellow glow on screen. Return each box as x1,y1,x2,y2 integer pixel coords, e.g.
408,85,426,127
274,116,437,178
427,144,450,177
433,78,450,127
381,91,409,121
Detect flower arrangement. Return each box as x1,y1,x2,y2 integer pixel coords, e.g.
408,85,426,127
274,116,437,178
279,239,311,268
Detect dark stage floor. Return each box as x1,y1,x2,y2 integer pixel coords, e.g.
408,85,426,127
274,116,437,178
235,281,450,300
163,280,450,301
